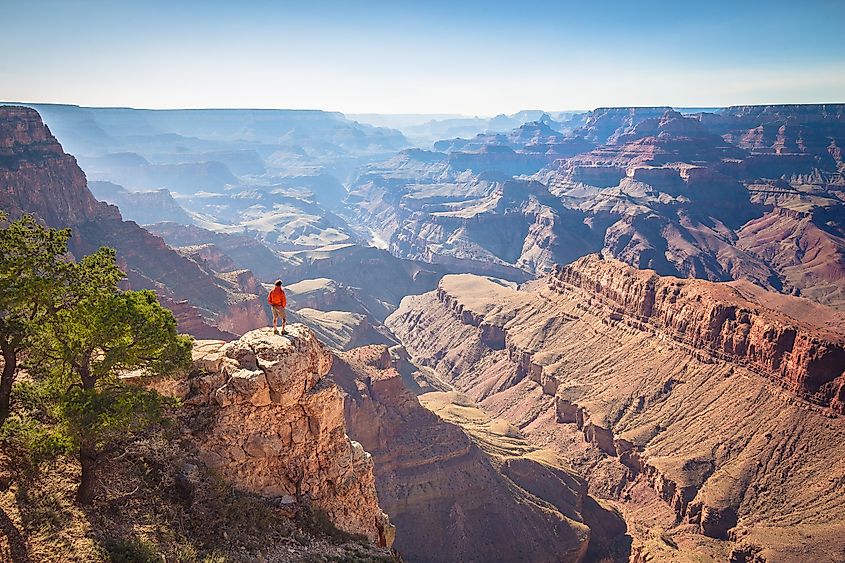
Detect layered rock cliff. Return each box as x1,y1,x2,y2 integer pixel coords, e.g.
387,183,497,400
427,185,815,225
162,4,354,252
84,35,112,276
551,255,845,412
0,106,267,337
153,324,393,546
386,256,845,561
330,345,627,562
347,104,845,313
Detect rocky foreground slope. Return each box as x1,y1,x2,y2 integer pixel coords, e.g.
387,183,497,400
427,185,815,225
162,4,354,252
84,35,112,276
0,106,267,337
386,255,845,561
150,324,394,547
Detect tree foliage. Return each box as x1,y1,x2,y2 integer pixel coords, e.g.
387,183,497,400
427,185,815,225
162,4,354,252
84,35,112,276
0,218,193,504
30,247,193,503
0,213,72,424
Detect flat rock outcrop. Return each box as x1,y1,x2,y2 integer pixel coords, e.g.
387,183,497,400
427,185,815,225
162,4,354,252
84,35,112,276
156,324,393,546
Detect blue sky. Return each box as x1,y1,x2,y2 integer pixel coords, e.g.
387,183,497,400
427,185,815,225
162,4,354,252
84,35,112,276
2,0,843,114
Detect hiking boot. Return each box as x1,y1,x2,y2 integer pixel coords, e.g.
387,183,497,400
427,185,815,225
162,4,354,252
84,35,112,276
273,328,279,335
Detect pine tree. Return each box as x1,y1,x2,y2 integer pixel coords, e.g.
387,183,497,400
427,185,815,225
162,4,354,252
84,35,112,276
0,214,72,425
32,247,193,504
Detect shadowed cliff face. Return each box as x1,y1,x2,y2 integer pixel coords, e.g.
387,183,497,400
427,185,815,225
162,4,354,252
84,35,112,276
385,255,845,562
329,345,629,563
0,106,119,225
0,106,268,337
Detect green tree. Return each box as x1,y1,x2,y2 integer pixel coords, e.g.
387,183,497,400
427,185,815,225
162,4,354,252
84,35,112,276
34,247,193,504
0,214,72,425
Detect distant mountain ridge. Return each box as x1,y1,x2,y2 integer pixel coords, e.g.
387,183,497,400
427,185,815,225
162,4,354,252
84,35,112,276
346,103,845,310
3,102,408,154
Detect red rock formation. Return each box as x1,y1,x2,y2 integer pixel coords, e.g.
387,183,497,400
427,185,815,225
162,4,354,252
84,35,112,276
736,207,845,310
386,257,845,560
330,345,625,562
152,325,393,546
551,255,845,413
0,106,267,337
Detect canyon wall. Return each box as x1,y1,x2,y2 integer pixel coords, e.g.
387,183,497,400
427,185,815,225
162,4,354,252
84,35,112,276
348,105,845,313
550,255,845,412
0,105,266,337
386,256,845,561
330,345,627,563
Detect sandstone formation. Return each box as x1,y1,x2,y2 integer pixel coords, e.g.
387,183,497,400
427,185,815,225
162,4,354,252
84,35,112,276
551,255,845,412
330,344,627,562
154,324,393,546
554,105,845,308
17,102,410,258
346,149,596,278
434,120,595,175
0,106,267,337
386,256,845,561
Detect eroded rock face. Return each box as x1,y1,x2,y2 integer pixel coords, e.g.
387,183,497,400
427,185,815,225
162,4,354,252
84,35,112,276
736,206,845,311
330,345,623,563
551,255,845,412
385,257,845,561
0,106,119,226
346,104,845,314
163,325,392,546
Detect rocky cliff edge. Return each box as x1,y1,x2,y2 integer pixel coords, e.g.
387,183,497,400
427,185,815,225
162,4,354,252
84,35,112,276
150,323,394,547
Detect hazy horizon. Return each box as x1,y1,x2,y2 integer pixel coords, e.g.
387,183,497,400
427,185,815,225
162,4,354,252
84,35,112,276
3,0,844,114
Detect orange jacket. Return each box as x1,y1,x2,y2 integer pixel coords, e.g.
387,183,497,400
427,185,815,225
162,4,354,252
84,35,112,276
267,286,287,307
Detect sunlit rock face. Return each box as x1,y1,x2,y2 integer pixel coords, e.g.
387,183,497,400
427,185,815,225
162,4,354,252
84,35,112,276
159,325,393,546
330,344,628,563
346,105,845,313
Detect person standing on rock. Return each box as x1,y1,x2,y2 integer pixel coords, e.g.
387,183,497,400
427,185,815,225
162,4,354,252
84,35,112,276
267,279,287,335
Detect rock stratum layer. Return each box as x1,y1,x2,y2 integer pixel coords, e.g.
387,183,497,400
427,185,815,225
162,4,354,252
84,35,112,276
349,105,845,312
154,324,393,546
551,256,845,413
386,255,845,562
